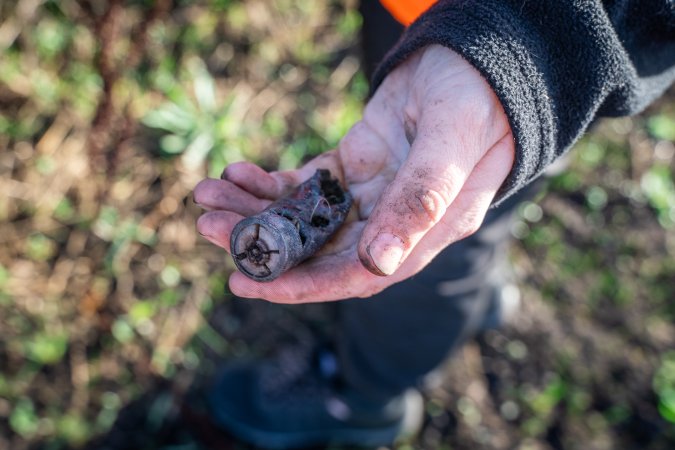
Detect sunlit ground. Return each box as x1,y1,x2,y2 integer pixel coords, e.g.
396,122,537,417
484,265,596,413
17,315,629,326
1,1,674,448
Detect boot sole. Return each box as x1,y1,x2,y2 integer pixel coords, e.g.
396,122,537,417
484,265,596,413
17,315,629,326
209,389,424,449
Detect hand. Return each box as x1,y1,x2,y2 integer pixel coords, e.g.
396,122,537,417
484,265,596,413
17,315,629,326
194,45,514,303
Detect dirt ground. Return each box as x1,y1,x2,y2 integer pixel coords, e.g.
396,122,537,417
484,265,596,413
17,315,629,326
1,1,674,449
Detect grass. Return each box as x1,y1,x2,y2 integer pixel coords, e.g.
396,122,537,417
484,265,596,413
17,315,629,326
1,0,674,449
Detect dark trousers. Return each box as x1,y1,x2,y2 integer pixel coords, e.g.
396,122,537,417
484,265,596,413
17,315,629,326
333,2,535,400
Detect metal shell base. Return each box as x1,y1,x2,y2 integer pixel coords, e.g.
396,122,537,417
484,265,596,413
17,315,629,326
230,169,352,282
230,215,302,282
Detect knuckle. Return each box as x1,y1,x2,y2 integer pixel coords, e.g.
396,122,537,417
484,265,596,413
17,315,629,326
416,188,450,224
338,121,388,183
270,172,296,197
401,178,454,226
340,121,362,148
461,216,482,238
192,180,210,205
339,121,372,161
221,162,245,183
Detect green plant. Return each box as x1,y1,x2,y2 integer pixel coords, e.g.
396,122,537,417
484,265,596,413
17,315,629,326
142,58,244,174
641,163,675,228
25,332,68,365
647,113,675,141
654,351,675,423
9,398,39,438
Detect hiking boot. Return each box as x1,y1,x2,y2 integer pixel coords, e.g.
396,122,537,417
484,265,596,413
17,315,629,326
207,346,424,449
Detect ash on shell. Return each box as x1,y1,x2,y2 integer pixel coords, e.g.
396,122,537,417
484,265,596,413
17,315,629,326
230,169,353,282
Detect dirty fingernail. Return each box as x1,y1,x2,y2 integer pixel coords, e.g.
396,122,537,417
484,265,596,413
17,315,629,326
191,193,203,208
366,233,405,276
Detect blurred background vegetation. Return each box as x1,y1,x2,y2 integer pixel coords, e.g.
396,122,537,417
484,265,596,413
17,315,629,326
0,0,673,449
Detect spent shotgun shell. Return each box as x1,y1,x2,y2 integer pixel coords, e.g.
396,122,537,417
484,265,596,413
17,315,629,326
230,169,353,282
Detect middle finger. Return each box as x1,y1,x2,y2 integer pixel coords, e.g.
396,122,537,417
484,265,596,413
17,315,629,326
194,178,272,216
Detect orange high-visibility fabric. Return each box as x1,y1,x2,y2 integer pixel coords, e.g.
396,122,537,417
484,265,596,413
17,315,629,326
379,0,437,26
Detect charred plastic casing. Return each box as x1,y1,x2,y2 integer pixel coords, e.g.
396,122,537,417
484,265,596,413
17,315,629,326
230,169,353,282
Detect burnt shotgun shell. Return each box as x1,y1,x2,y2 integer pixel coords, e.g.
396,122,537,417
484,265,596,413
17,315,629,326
230,169,353,282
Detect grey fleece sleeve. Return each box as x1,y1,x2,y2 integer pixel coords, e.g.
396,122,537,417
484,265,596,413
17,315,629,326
372,0,675,204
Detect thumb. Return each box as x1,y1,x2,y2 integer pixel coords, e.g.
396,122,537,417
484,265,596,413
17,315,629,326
357,164,466,276
358,160,467,276
356,115,491,276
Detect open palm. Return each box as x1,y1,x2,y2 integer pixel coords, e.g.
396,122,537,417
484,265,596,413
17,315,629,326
194,45,514,303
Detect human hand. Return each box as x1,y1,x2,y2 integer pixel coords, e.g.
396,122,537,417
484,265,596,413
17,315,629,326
194,45,514,303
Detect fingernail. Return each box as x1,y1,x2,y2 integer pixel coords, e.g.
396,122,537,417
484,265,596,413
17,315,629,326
366,233,405,276
191,193,202,208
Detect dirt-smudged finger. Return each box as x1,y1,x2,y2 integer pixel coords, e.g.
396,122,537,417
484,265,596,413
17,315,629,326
356,162,463,276
196,210,244,252
221,162,285,200
194,178,271,215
